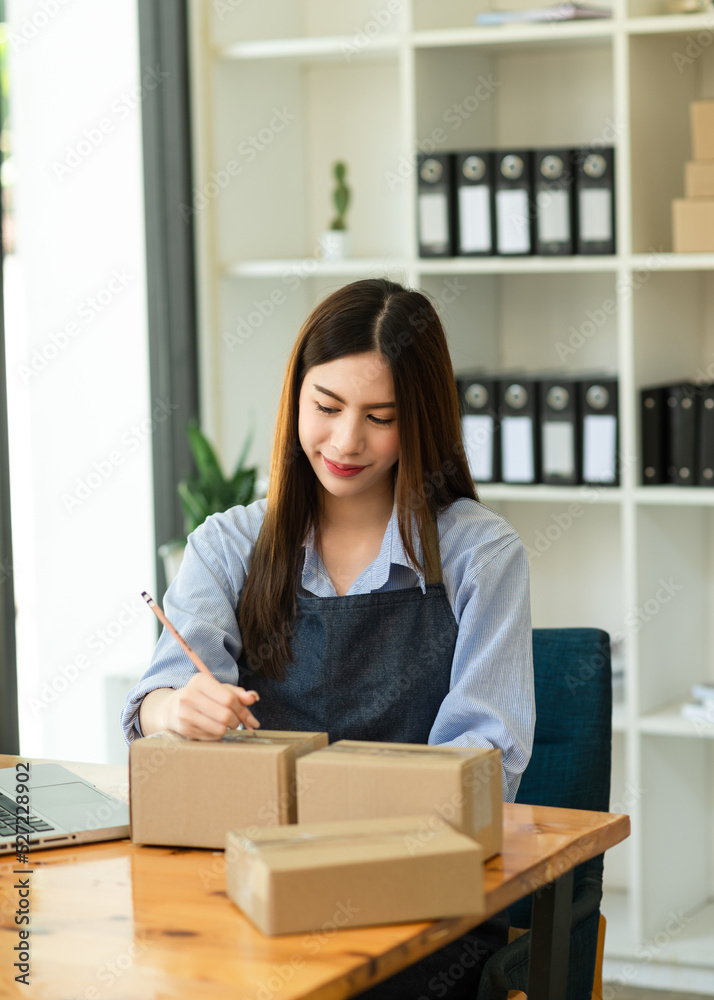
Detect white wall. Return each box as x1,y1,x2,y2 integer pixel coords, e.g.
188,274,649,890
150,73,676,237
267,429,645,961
5,0,155,763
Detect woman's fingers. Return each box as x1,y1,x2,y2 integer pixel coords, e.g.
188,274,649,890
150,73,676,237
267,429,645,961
165,674,261,738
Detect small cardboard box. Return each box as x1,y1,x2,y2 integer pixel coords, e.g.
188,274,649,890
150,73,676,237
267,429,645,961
130,729,328,848
225,814,485,935
672,198,714,252
296,740,502,859
685,161,714,198
691,101,714,161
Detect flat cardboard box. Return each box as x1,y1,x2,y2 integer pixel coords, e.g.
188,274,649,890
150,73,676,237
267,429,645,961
672,198,714,252
296,740,503,859
691,101,714,161
225,814,485,935
685,161,714,198
130,729,328,848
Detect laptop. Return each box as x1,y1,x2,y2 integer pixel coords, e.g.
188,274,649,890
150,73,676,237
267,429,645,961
0,763,130,854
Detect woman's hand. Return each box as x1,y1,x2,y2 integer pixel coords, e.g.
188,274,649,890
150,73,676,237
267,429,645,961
158,673,261,740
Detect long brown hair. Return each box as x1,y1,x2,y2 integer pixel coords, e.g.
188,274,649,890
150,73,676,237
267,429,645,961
239,278,478,680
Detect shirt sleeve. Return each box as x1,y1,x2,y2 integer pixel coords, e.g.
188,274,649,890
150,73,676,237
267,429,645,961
120,501,266,745
428,516,535,804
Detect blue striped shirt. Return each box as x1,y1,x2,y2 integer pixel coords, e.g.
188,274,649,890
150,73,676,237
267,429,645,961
121,497,534,801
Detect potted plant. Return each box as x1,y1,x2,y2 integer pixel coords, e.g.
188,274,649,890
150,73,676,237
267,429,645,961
319,160,351,259
159,419,260,585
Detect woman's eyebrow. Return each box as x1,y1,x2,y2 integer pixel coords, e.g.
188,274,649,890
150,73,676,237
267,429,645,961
312,384,395,409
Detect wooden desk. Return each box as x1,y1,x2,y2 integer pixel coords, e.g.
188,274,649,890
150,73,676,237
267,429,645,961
0,757,629,1000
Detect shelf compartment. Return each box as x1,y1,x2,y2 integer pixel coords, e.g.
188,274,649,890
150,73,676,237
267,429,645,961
210,57,407,262
486,499,624,635
206,0,406,46
415,42,614,154
639,735,712,945
629,32,714,253
635,505,714,715
428,271,620,374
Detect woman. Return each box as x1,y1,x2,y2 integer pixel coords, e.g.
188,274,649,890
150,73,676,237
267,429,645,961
122,277,534,994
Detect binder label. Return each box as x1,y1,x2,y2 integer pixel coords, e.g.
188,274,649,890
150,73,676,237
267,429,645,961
537,189,570,243
584,413,617,482
502,416,534,482
496,189,530,254
543,421,575,477
419,192,449,245
579,189,612,242
458,185,491,252
462,414,494,481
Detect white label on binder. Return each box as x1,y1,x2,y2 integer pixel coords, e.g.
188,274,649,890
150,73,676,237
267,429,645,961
537,189,570,243
579,189,612,242
502,416,534,482
419,192,449,246
543,421,574,477
458,186,491,252
462,414,494,481
496,189,530,254
583,413,617,482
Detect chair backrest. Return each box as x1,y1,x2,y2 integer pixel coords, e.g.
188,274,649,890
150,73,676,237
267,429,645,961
508,627,612,928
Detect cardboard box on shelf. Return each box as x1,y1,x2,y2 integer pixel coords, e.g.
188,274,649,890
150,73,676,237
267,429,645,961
672,198,714,252
225,814,485,936
691,101,714,162
685,161,714,198
130,729,328,848
296,740,503,859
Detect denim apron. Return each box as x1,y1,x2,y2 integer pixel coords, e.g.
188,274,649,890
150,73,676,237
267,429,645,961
239,516,508,996
239,517,456,742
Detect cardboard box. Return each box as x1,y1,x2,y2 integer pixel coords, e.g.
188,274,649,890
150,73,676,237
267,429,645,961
672,198,714,252
691,101,714,161
130,729,328,848
296,740,502,859
685,161,714,198
225,814,485,935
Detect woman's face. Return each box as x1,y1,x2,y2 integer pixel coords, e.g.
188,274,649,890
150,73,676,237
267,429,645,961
298,351,399,503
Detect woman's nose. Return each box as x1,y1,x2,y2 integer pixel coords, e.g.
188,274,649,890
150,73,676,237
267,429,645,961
332,415,364,456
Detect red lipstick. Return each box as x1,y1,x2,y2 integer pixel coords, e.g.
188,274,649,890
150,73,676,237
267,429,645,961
323,456,366,477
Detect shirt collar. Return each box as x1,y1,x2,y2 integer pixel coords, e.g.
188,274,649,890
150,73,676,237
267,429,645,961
301,497,427,596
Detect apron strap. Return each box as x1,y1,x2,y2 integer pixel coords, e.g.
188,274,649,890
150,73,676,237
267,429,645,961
422,515,443,587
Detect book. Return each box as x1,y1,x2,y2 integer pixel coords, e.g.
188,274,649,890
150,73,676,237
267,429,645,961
476,2,612,23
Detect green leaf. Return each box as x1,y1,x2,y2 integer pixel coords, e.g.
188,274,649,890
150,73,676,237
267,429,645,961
187,420,226,493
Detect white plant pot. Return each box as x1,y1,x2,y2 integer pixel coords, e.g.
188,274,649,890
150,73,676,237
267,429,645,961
159,540,186,587
319,230,351,260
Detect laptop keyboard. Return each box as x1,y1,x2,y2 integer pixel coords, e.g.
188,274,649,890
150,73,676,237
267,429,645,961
0,792,55,838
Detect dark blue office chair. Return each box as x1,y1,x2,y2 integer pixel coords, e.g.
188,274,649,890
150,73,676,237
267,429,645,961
476,628,613,1000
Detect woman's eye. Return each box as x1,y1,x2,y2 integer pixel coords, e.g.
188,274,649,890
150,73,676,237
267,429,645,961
316,403,337,414
369,414,395,426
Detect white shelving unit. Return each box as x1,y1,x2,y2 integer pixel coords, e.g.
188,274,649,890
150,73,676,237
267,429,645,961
187,0,714,983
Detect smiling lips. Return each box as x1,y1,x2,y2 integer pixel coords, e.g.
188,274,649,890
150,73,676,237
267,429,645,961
323,456,366,477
